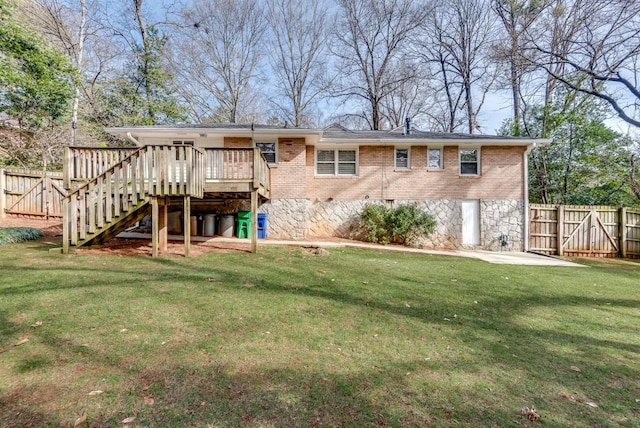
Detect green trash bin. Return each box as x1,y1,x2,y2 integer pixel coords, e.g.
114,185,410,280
236,211,251,238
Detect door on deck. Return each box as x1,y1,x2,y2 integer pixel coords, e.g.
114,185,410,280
462,200,480,245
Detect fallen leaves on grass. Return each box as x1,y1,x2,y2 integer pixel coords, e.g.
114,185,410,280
87,390,103,396
14,338,29,346
30,321,43,327
561,392,599,408
521,406,540,421
74,409,87,427
143,396,155,405
122,416,136,424
570,366,581,372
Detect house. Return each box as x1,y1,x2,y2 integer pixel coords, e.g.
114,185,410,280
60,122,548,255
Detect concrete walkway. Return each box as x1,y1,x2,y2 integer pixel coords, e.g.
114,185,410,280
118,232,585,267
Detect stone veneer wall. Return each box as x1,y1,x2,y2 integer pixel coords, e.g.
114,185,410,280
259,198,524,251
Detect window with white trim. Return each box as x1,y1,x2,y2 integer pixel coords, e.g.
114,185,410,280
172,140,194,146
459,148,480,175
172,140,194,160
395,147,410,169
255,142,277,164
428,147,443,169
316,149,357,175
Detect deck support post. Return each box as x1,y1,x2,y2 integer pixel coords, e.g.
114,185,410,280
184,196,191,257
152,196,159,257
251,189,258,254
159,196,168,253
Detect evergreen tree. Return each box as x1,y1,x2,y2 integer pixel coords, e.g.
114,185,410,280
0,0,74,130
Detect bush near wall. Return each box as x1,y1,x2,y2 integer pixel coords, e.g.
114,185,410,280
358,203,436,247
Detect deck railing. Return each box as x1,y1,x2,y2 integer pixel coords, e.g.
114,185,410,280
63,145,207,249
65,146,269,195
203,148,270,191
64,147,138,189
63,146,270,249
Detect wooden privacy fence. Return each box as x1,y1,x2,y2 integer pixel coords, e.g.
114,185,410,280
1,168,67,218
529,204,640,258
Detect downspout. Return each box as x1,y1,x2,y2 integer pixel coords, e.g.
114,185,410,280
523,143,536,252
126,132,141,146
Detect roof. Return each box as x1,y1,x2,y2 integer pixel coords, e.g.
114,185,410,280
104,124,549,147
320,127,544,145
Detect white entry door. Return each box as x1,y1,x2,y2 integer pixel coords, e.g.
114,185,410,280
462,200,480,245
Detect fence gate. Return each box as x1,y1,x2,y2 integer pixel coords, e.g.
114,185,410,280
558,206,619,257
623,209,640,258
1,168,66,218
529,204,640,258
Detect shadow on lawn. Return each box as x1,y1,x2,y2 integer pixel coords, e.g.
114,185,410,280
1,246,639,426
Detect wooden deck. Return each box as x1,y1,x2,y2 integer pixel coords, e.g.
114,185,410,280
62,145,270,254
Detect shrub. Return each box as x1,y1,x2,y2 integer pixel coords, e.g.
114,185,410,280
360,204,392,244
0,227,44,245
387,203,436,245
358,203,436,246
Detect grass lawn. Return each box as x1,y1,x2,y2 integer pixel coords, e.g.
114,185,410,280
0,240,638,427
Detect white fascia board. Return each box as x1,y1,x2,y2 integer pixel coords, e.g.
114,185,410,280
105,127,323,141
315,138,551,146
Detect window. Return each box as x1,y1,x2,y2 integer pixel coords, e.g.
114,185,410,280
428,148,443,169
395,148,410,169
316,149,357,175
459,148,480,175
172,140,194,160
256,142,277,164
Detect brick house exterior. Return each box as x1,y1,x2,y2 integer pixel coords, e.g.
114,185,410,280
106,124,548,251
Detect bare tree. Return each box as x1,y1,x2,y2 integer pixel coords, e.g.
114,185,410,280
171,0,266,123
379,60,433,129
264,0,331,127
332,0,430,130
524,0,640,129
416,19,465,133
492,0,548,135
419,0,498,134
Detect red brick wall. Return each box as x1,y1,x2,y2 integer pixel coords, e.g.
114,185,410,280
303,145,525,200
223,137,252,148
219,137,526,201
270,138,306,198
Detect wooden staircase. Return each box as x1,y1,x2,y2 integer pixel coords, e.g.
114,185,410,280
62,145,205,253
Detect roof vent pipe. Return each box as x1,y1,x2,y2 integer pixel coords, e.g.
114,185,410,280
405,117,411,135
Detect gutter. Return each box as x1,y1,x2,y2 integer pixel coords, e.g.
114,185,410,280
523,142,537,251
126,132,141,146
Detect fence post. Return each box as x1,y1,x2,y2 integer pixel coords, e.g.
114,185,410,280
557,205,564,256
63,147,71,190
620,206,627,258
0,169,5,218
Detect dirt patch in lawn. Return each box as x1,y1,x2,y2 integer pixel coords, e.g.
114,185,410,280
0,216,252,257
78,238,252,257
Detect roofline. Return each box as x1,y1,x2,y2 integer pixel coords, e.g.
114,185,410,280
104,126,550,146
105,126,324,137
317,137,551,146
